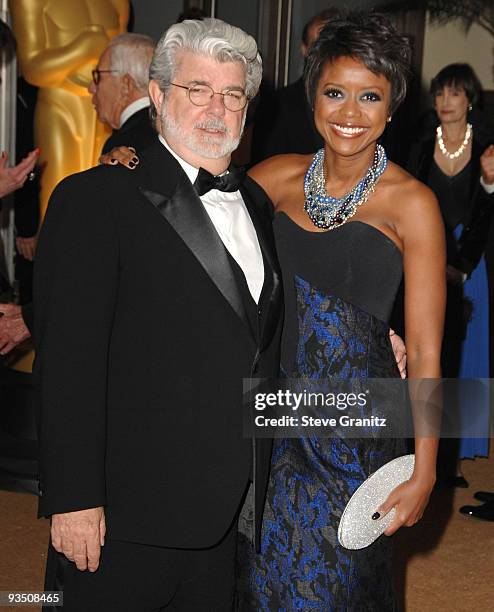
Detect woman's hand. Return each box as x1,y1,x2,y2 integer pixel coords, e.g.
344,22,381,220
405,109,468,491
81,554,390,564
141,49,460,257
99,146,138,169
480,144,494,186
16,235,37,261
0,149,39,198
389,329,406,379
377,473,435,536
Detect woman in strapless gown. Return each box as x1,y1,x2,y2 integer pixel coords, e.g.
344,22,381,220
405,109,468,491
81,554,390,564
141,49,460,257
240,13,446,611
242,219,406,610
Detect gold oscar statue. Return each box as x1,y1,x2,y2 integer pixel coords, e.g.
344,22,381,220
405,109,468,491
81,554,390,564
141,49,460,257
10,0,129,218
8,0,128,374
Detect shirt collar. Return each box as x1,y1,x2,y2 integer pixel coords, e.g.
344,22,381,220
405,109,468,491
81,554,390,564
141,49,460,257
119,97,150,128
157,135,240,203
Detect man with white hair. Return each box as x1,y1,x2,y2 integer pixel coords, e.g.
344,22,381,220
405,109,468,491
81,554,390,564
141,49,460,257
88,33,156,155
36,19,281,611
0,35,156,358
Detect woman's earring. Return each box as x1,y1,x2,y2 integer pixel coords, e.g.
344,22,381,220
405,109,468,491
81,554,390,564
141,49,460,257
468,104,473,111
386,116,392,123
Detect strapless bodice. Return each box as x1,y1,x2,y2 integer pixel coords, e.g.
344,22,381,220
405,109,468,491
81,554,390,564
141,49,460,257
273,213,403,373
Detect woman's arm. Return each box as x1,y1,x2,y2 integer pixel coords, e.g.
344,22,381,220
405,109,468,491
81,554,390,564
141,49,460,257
380,178,446,534
248,154,304,210
248,157,282,209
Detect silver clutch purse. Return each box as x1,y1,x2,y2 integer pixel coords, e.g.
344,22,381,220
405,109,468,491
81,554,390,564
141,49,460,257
338,454,415,550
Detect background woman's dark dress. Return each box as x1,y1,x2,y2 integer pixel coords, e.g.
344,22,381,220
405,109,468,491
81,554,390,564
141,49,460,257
242,215,405,611
408,129,492,459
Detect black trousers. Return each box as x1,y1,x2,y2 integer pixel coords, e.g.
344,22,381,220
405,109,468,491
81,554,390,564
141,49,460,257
43,521,237,612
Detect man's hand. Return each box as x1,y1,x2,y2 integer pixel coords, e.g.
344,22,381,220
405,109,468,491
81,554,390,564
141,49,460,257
480,144,494,186
0,304,31,354
389,329,406,379
16,235,37,261
0,149,39,198
51,506,106,572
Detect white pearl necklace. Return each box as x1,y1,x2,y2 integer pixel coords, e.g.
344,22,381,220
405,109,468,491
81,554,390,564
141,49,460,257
436,123,472,159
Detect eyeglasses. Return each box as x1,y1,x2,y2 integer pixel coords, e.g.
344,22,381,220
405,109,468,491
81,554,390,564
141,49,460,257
170,83,248,112
91,69,120,85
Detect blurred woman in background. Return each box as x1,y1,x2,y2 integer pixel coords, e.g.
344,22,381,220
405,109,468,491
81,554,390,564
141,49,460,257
408,63,494,483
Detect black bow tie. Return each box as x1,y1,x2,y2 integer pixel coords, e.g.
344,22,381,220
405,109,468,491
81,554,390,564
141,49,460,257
193,165,245,197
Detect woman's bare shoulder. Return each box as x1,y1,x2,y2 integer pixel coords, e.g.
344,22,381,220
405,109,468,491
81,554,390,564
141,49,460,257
248,154,311,203
383,161,438,213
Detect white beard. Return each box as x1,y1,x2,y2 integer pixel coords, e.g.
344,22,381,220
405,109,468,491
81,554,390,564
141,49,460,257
160,98,246,159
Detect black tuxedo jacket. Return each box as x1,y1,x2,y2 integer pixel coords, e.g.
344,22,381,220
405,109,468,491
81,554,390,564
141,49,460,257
34,138,282,549
102,106,156,154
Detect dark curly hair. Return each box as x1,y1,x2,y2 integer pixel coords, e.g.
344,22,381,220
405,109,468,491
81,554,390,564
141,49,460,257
304,11,411,115
430,63,482,107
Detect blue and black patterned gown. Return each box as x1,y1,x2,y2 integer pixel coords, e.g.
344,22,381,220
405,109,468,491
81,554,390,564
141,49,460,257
240,213,405,612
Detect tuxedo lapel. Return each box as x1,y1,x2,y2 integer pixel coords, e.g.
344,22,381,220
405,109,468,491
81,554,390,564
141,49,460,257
137,142,252,336
241,179,282,351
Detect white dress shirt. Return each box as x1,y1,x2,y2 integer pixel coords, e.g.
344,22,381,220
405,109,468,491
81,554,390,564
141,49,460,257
158,135,265,303
119,96,150,128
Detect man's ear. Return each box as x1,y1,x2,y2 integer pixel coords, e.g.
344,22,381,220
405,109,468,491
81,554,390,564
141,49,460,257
149,79,165,114
121,73,135,99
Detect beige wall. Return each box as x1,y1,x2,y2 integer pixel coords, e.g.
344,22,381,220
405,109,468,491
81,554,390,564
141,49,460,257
422,12,494,99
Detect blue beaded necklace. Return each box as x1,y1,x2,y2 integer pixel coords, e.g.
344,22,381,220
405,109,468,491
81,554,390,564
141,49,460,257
304,144,387,230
